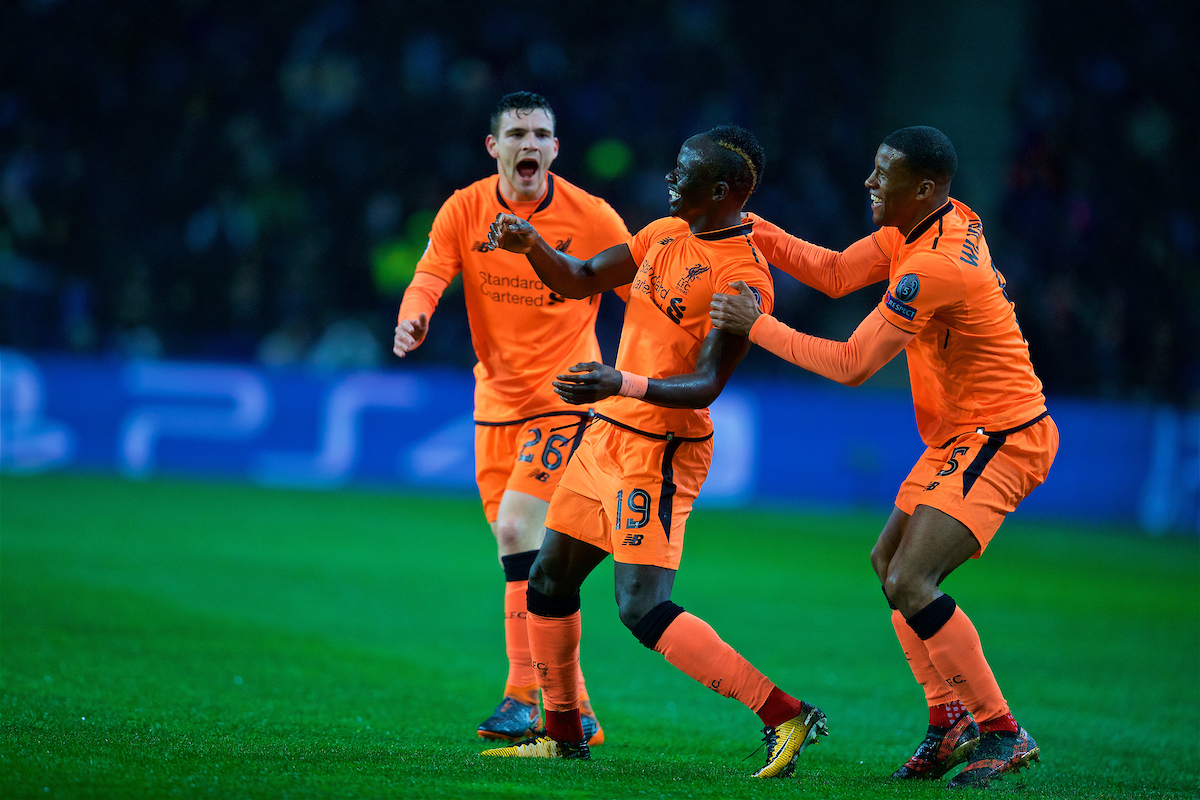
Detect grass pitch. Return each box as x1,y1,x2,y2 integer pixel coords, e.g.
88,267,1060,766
2,473,1197,799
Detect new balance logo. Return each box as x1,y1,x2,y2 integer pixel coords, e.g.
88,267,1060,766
621,533,644,546
471,241,490,252
658,237,674,246
924,481,940,491
528,469,550,482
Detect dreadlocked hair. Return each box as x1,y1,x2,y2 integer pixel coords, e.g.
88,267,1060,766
706,124,765,200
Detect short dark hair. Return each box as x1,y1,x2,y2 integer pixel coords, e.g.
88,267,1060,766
490,91,555,137
704,124,765,201
883,126,957,183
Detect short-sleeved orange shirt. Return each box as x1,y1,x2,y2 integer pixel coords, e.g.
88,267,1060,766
415,173,630,422
872,199,1046,445
596,217,775,438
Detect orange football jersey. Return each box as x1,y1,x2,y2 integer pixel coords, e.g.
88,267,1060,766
598,217,774,438
753,200,1045,446
413,173,630,422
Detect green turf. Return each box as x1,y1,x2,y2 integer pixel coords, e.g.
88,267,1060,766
1,473,1197,799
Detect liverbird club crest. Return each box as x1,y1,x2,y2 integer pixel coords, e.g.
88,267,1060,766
675,263,710,294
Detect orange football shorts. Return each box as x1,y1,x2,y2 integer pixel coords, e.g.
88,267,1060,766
544,419,713,570
895,414,1059,556
475,412,590,522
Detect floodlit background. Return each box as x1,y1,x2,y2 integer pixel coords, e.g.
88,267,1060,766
1,0,1197,524
2,3,1199,799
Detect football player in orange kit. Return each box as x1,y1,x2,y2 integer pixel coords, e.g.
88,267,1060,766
480,125,828,779
392,92,629,744
710,126,1055,788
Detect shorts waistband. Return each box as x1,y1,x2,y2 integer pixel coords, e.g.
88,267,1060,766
590,413,714,443
938,410,1050,448
474,410,591,427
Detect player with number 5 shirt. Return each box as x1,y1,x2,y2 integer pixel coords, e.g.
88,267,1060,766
711,126,1056,788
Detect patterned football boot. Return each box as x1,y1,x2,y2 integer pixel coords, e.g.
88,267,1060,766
892,714,980,779
947,726,1040,788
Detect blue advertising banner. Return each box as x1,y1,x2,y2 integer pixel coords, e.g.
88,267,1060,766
2,349,1197,532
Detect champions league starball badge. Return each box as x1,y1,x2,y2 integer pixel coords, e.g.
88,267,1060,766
895,273,920,303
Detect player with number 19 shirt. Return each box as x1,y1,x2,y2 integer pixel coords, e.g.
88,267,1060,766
550,215,774,570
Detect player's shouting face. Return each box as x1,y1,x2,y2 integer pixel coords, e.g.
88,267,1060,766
666,137,720,223
487,107,559,202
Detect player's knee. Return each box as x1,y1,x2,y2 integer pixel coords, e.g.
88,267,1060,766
493,516,537,552
885,568,936,615
528,552,565,596
869,544,890,583
614,582,667,632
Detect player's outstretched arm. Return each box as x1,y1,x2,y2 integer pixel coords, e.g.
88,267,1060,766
749,213,890,298
552,328,750,410
713,281,914,387
488,213,638,299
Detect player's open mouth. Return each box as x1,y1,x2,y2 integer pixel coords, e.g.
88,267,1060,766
668,187,680,203
870,193,882,208
516,159,538,180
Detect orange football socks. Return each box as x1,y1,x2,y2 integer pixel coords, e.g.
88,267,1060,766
502,579,538,705
921,606,1010,725
891,608,959,708
525,610,584,742
526,610,582,712
653,612,783,722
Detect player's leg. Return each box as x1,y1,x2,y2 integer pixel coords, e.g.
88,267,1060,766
609,433,825,779
886,506,1039,787
475,490,549,741
872,507,976,779
473,420,544,740
614,561,827,778
477,416,605,742
882,420,1056,786
481,528,608,759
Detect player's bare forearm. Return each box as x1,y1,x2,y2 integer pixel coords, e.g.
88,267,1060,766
488,214,636,298
640,329,749,408
552,330,747,410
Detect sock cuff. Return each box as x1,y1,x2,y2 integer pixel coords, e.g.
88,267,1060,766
501,550,539,582
527,584,581,618
906,594,957,640
631,601,686,649
882,585,898,610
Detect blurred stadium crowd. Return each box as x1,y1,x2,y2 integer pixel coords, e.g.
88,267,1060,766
1,0,1195,404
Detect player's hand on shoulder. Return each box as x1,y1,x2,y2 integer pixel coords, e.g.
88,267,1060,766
487,213,537,254
552,362,621,404
392,313,429,358
709,280,762,337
